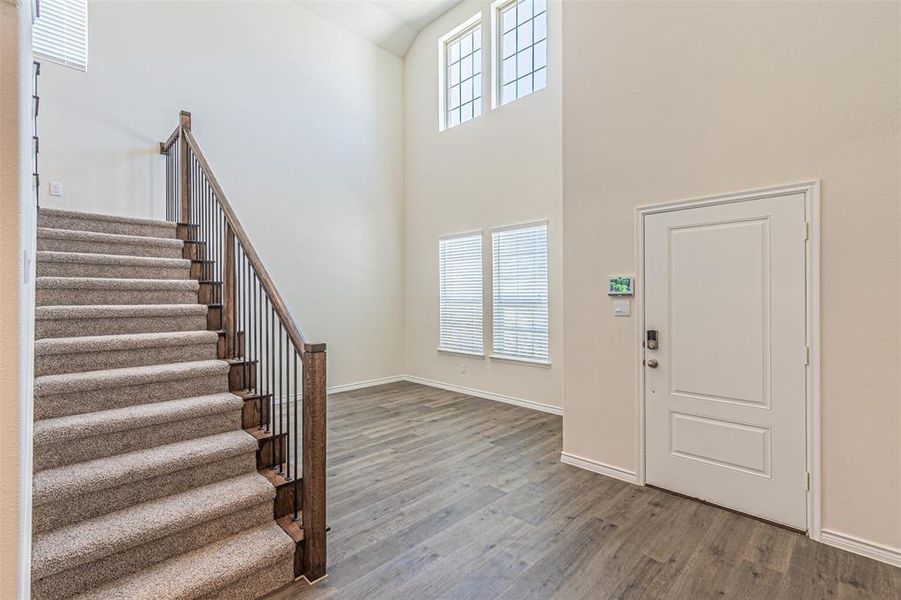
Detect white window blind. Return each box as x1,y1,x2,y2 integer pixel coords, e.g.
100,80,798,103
439,234,484,354
33,0,88,71
492,223,548,362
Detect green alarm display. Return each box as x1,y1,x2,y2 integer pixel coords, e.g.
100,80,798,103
608,275,634,296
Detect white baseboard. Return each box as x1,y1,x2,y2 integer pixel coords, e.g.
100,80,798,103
560,451,638,484
402,375,563,415
327,375,406,394
820,529,901,568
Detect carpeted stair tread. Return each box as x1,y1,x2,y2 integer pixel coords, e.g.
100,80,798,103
36,276,199,291
38,234,184,259
35,304,210,339
31,472,275,581
36,330,219,356
33,429,256,505
34,392,241,449
37,276,201,306
72,522,295,600
38,226,184,251
38,207,177,238
37,250,191,268
36,303,208,320
34,359,229,396
36,251,191,280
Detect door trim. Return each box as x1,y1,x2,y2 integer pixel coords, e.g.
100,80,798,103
633,181,821,540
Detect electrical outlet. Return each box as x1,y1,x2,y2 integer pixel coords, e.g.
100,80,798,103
460,362,467,374
49,181,64,196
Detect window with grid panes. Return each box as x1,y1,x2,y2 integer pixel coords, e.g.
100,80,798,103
498,0,547,105
445,23,482,129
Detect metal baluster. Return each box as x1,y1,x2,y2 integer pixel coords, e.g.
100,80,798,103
258,276,264,430
292,349,299,520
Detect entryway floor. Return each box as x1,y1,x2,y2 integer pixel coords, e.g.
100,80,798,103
267,382,900,599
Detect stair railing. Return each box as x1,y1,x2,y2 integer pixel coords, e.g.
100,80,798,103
159,111,327,582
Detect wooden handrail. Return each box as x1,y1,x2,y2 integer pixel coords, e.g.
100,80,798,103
159,126,179,154
180,127,322,355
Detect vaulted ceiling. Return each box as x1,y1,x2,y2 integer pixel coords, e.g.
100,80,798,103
294,1,462,57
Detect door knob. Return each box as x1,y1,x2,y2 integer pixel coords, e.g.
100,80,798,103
647,359,659,369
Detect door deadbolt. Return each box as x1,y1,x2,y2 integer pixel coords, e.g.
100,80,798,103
647,359,659,369
646,330,659,350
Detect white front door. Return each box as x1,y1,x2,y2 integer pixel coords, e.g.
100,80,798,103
644,193,808,529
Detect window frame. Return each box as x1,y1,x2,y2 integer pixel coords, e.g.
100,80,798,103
437,231,486,357
489,220,550,366
438,12,483,132
490,0,548,109
33,0,89,72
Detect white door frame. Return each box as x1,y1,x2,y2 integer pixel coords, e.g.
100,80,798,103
633,181,821,540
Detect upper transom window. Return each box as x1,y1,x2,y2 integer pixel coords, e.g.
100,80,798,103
440,15,483,130
496,0,547,105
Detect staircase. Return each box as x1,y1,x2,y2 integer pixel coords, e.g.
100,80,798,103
30,113,327,599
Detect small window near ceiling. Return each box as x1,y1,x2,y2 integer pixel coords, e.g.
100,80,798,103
33,0,88,71
495,0,547,106
439,14,483,131
492,223,549,363
439,233,484,355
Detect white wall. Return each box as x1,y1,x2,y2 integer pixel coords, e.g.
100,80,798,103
1,0,35,594
561,1,900,553
39,0,405,388
403,0,563,410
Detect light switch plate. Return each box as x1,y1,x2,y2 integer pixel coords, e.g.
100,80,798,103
613,299,631,317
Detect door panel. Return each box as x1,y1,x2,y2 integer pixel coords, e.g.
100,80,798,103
669,218,770,408
644,194,807,529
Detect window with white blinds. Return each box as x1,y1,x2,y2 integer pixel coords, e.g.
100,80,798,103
439,234,484,355
492,223,548,362
33,0,88,71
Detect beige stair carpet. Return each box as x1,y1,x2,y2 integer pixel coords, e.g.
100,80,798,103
31,208,295,599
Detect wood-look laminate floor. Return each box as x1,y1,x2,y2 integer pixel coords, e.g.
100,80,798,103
268,382,901,600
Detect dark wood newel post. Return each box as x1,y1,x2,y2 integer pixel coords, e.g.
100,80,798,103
302,342,327,582
178,110,192,224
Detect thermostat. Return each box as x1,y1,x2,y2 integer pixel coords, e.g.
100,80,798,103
608,275,634,296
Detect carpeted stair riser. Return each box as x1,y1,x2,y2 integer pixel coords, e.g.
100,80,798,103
35,409,241,471
38,227,184,259
38,208,177,239
36,281,198,306
35,373,230,419
198,557,296,600
37,260,191,281
33,502,274,600
72,523,296,600
35,336,219,376
35,305,209,339
34,453,256,535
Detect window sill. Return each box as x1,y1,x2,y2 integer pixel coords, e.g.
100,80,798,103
437,348,486,359
489,354,551,367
